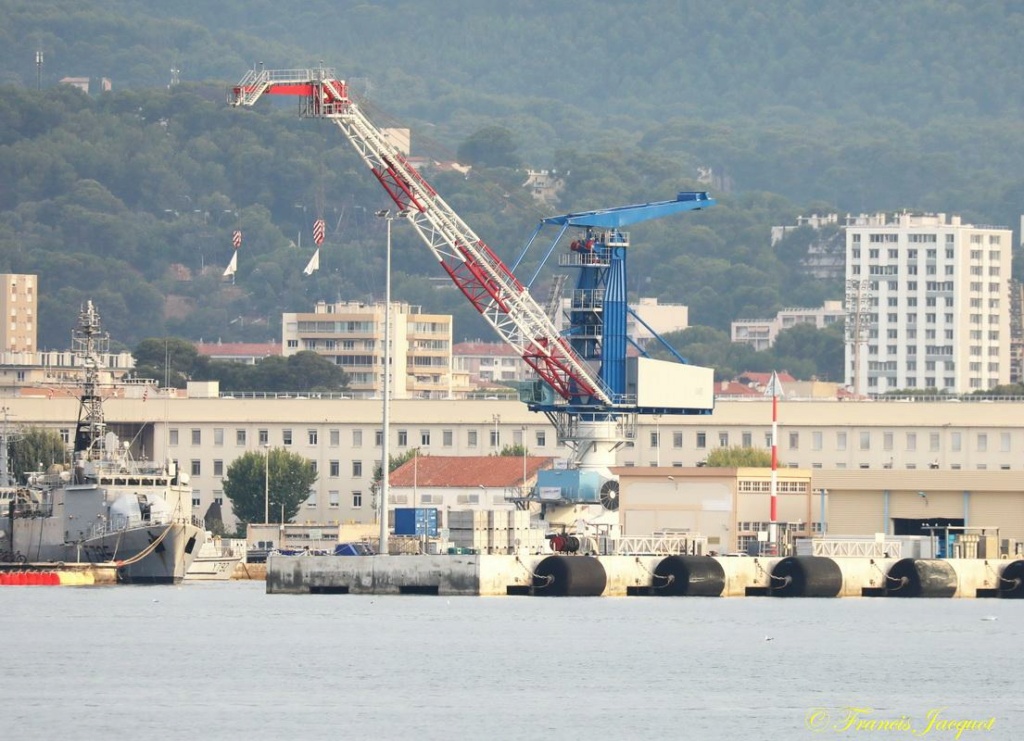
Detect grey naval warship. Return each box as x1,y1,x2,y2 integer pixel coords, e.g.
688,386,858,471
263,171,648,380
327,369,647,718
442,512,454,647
9,301,206,583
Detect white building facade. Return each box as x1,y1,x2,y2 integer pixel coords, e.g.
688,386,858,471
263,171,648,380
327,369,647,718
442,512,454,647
845,212,1012,395
282,300,453,399
8,394,1024,532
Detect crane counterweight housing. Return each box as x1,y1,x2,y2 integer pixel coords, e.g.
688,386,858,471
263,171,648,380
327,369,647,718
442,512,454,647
230,66,718,533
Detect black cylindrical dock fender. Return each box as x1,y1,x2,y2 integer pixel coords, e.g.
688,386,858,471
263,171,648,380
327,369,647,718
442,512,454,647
998,559,1024,599
768,556,842,598
884,558,957,598
531,556,606,596
652,555,725,597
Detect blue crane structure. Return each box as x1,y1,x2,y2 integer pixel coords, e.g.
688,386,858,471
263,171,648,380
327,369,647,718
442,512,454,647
229,66,716,527
515,194,716,513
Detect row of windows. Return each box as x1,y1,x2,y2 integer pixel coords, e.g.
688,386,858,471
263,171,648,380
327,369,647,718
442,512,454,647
736,480,810,494
170,427,551,449
864,336,999,354
194,489,366,510
852,233,1002,246
850,276,1005,296
864,258,999,276
854,247,1004,262
411,322,449,333
194,455,520,481
645,429,1014,453
297,320,375,333
735,521,824,534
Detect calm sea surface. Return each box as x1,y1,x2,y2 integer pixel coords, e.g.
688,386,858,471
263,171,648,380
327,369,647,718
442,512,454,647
1,581,1020,741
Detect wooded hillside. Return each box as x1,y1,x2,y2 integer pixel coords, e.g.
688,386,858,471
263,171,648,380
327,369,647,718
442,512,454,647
0,1,1020,348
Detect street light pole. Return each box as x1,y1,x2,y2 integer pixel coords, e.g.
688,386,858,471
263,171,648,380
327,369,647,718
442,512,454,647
521,425,528,498
380,210,392,557
375,208,409,556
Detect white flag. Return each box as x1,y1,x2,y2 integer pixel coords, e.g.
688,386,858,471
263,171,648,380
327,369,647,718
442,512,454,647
763,370,784,398
303,249,320,276
222,251,237,277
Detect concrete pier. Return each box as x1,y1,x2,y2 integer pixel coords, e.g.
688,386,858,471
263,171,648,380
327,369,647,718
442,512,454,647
266,554,1024,598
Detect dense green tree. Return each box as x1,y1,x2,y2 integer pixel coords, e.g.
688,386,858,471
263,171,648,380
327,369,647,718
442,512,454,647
222,448,317,527
654,323,844,387
10,427,67,482
245,352,349,392
704,446,772,467
456,126,521,169
281,351,351,391
770,323,845,383
132,337,200,387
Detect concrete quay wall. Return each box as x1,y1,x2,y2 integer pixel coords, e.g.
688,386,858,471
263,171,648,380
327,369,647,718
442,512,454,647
267,554,1024,598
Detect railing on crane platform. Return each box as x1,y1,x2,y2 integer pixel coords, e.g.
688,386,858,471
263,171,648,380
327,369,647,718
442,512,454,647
230,67,345,107
557,253,610,268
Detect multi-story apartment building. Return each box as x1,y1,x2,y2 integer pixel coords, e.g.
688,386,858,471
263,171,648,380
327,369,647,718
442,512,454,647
453,341,528,387
0,273,37,353
282,300,453,399
845,212,1012,395
732,301,845,351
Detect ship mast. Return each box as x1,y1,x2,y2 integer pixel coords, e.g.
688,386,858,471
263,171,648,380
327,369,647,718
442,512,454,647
0,407,19,488
71,301,109,462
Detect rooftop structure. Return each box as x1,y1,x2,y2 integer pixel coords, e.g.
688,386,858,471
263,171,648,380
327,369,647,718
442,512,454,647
195,341,281,365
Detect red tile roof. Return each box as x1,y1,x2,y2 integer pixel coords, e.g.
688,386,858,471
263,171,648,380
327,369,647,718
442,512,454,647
738,371,798,385
389,455,557,487
714,381,761,396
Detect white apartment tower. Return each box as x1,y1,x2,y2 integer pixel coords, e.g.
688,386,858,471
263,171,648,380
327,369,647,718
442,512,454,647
845,213,1012,395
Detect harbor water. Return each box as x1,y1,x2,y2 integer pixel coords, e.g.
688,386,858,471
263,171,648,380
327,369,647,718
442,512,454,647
2,582,1020,740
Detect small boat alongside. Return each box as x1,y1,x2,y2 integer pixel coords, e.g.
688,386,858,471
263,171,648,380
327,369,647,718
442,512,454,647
185,535,246,580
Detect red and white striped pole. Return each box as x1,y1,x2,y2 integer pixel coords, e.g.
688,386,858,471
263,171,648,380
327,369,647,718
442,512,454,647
770,388,778,522
768,371,779,550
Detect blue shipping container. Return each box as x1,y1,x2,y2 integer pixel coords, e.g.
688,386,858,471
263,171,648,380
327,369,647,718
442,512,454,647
394,507,439,537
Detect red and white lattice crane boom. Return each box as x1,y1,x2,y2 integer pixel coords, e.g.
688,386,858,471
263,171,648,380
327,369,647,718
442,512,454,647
230,66,610,406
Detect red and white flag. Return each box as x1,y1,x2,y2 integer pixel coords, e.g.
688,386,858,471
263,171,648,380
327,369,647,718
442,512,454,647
232,230,242,249
313,219,325,246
